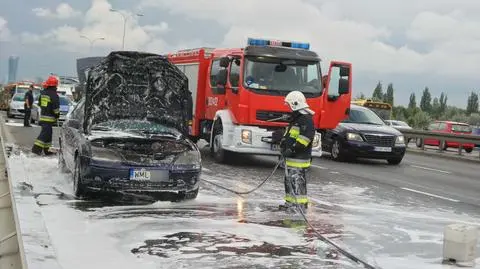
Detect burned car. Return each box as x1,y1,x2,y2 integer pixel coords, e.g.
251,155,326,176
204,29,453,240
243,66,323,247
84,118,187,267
58,51,200,201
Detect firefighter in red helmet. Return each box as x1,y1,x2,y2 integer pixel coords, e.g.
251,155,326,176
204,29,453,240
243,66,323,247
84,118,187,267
32,76,60,156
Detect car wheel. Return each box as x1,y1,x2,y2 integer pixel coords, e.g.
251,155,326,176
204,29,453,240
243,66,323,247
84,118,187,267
330,139,346,162
172,188,199,202
415,138,423,148
73,156,87,198
387,157,403,165
465,148,473,153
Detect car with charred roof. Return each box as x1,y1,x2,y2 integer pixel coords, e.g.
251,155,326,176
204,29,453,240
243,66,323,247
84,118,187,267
58,51,200,201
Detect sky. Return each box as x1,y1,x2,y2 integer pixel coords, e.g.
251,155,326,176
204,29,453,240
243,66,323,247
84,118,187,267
1,0,479,108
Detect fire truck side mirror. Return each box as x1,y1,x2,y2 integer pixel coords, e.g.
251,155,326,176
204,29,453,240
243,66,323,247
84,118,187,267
219,57,230,68
216,69,228,86
338,78,349,95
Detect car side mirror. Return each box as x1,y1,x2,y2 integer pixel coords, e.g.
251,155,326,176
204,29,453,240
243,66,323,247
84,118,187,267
68,119,81,129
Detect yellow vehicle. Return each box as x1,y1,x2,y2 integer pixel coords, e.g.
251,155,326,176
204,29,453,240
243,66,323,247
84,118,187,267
351,99,392,120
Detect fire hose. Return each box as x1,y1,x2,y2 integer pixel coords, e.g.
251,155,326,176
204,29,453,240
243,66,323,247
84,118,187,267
201,157,377,269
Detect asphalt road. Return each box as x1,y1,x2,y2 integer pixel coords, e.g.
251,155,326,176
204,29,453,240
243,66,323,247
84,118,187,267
2,113,480,268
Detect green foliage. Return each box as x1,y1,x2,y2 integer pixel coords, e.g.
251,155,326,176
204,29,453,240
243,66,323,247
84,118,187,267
371,81,479,129
372,81,383,101
466,92,479,115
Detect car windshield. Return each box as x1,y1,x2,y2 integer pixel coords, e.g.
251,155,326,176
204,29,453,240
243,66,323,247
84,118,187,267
243,56,321,96
15,87,27,95
367,107,391,120
59,96,71,106
451,124,472,133
392,121,409,127
92,120,182,137
12,94,24,102
342,107,385,125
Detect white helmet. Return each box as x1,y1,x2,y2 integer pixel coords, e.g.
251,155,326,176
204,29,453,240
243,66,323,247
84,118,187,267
285,91,310,111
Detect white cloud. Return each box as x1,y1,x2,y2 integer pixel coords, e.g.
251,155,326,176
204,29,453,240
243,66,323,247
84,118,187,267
32,3,81,19
23,0,170,54
0,16,11,41
139,0,480,79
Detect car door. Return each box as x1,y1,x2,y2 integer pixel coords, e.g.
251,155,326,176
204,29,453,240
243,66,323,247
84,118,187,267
424,122,440,146
62,98,85,169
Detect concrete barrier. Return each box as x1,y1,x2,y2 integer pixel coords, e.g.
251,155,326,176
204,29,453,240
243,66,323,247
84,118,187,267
0,116,63,269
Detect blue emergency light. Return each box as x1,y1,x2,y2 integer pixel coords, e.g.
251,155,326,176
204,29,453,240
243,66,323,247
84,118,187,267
247,38,310,50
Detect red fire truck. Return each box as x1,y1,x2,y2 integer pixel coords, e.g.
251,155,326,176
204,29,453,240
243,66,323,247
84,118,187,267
167,38,352,163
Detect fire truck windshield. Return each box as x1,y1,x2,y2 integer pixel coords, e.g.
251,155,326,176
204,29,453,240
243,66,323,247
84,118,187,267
243,56,322,97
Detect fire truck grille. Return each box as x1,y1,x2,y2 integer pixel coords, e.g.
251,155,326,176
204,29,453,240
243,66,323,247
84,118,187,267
363,134,395,147
256,111,290,123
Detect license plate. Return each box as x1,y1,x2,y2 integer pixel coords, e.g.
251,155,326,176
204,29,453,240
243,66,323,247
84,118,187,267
271,144,280,151
374,147,392,152
129,169,151,180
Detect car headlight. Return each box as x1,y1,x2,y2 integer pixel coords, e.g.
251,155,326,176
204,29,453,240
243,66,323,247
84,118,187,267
241,129,252,144
312,133,320,147
174,149,201,168
395,135,405,144
346,132,363,141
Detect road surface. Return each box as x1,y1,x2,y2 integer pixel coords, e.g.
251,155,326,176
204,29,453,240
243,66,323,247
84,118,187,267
2,114,480,269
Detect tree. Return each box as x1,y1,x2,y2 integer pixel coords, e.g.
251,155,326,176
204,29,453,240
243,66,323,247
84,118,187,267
355,92,366,99
372,81,383,101
439,92,447,115
420,87,432,113
467,113,480,126
431,97,440,118
408,93,416,110
466,91,479,115
384,83,394,106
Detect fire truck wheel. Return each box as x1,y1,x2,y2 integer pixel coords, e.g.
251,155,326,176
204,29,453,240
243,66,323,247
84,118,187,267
211,121,229,163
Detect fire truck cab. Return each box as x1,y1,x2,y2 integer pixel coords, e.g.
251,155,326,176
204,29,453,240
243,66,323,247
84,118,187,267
167,38,352,163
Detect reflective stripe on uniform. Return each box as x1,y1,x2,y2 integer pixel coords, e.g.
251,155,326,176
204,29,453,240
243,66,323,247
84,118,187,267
284,194,308,204
40,115,56,123
288,126,300,138
296,135,311,146
34,139,52,149
40,95,51,107
53,109,59,114
285,157,311,168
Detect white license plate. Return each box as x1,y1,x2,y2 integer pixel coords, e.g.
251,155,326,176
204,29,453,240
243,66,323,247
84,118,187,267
129,169,151,180
374,147,392,152
271,144,280,151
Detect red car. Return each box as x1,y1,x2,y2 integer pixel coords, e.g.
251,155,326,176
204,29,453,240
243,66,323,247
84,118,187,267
416,121,475,153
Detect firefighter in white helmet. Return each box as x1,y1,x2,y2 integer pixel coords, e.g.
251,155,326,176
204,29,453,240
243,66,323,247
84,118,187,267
279,90,315,210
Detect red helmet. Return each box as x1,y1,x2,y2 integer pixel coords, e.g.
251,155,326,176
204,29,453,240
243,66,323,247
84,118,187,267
44,76,59,87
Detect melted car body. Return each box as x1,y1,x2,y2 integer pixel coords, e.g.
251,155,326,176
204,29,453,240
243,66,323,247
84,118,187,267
58,51,200,201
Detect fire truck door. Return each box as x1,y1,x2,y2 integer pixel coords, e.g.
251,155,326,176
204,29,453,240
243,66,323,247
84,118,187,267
318,62,352,129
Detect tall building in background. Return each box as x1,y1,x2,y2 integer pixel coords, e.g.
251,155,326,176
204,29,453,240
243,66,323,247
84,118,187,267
7,56,19,83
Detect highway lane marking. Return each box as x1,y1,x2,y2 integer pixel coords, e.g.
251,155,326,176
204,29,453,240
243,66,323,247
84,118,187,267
202,167,212,172
410,165,451,174
400,187,460,202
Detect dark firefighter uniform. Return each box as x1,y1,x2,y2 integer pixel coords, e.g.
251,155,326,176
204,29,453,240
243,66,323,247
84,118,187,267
280,110,315,209
32,76,60,155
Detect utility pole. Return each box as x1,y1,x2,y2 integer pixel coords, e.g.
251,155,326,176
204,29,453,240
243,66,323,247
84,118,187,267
80,35,105,53
109,8,144,50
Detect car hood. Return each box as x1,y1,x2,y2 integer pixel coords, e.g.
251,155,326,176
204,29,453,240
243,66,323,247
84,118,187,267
339,122,402,135
88,131,197,166
10,101,24,108
82,51,191,135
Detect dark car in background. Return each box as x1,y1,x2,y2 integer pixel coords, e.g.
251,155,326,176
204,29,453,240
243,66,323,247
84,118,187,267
322,105,406,164
58,51,200,201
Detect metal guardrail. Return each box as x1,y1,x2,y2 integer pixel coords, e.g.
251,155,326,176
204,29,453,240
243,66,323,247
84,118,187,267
400,129,480,159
